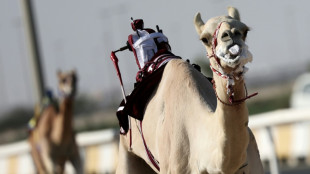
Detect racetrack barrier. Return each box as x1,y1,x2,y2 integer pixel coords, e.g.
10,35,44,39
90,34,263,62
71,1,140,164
0,108,309,174
249,108,310,174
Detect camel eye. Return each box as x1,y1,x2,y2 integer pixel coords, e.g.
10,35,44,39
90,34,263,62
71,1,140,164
62,78,67,84
201,38,209,45
221,32,229,39
234,30,241,36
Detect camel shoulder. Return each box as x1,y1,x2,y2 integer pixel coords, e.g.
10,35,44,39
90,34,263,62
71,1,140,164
38,106,58,127
164,59,200,81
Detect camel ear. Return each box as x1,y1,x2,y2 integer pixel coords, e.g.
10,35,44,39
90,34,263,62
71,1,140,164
57,69,62,78
70,69,77,76
227,7,240,21
194,12,205,35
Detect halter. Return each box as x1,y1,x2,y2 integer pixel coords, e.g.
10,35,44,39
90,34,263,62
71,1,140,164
208,22,224,68
208,22,257,106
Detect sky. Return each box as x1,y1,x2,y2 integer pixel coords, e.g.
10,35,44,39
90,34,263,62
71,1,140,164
0,0,310,113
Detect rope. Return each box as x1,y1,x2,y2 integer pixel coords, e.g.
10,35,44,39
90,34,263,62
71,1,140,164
212,79,258,106
139,121,160,171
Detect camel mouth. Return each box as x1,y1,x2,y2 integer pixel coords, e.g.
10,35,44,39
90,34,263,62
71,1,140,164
59,86,74,97
228,44,242,58
216,44,241,65
216,43,252,70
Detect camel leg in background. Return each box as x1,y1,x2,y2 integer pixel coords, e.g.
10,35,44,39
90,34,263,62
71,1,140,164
52,159,66,174
29,135,46,174
68,141,84,174
116,136,157,174
246,128,265,174
39,140,55,173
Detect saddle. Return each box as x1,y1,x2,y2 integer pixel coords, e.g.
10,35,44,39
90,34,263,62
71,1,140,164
116,51,180,134
116,56,212,134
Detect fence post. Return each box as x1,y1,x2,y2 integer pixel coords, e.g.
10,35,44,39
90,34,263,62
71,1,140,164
20,0,45,102
265,126,279,174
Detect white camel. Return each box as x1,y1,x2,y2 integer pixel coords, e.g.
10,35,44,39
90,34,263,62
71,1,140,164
116,7,264,174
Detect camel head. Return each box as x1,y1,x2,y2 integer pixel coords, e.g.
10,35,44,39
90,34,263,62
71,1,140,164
57,70,78,98
194,7,252,75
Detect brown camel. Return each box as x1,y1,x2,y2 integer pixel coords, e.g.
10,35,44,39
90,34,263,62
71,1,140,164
28,70,83,174
116,7,264,174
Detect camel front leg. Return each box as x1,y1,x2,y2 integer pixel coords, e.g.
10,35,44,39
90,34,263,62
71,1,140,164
29,136,47,174
68,141,84,174
116,136,157,174
234,129,264,174
52,160,66,174
246,128,264,174
39,140,56,174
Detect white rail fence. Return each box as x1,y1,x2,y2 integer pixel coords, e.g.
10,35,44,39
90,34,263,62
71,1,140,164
0,108,309,174
249,108,310,174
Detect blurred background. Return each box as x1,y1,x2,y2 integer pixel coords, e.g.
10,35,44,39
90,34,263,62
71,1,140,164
0,0,310,173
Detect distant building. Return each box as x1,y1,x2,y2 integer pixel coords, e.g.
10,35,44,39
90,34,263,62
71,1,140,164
290,73,310,108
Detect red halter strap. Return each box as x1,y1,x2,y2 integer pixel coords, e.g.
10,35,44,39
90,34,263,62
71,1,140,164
210,65,228,79
208,22,224,67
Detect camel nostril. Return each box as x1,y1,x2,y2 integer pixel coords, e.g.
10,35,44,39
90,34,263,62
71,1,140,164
221,31,231,42
222,32,228,38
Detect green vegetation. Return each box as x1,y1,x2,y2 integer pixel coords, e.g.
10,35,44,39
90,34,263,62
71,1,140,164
0,107,33,132
0,90,291,145
74,95,101,116
0,96,118,145
247,93,291,115
193,56,213,77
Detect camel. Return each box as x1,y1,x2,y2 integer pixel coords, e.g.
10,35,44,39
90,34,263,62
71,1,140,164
116,7,264,174
28,70,83,174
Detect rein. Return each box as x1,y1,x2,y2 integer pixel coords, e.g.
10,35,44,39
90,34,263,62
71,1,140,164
211,79,258,106
208,22,257,106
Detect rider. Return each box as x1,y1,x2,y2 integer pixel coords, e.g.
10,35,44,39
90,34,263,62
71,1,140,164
125,18,177,82
112,18,182,134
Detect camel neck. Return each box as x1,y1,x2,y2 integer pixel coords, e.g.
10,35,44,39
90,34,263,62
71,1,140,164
59,97,73,115
58,97,74,131
212,73,249,128
209,73,249,171
212,74,247,109
51,97,74,144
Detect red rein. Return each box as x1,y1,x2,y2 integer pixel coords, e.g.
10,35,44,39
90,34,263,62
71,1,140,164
212,79,258,106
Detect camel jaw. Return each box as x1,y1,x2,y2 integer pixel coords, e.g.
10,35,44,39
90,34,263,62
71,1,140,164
219,54,241,66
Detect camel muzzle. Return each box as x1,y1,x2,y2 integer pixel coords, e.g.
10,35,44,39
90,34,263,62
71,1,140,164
228,44,241,57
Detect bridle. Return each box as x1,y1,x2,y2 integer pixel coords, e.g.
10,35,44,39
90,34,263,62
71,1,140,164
209,22,224,67
207,22,257,106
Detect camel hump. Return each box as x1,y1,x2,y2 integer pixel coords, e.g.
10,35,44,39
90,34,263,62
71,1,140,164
164,59,192,76
162,59,216,111
163,59,206,83
27,91,59,130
